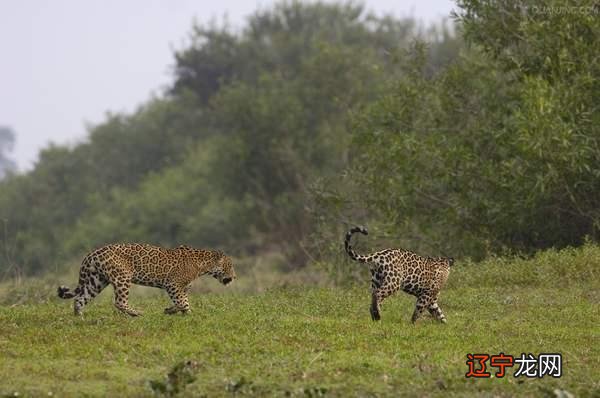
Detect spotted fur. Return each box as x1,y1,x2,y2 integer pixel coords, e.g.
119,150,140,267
345,226,453,323
58,243,236,316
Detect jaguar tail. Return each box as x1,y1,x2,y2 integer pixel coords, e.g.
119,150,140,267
344,226,369,263
57,285,77,299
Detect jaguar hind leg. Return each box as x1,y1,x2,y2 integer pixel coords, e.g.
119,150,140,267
412,295,435,323
71,264,109,315
427,301,447,323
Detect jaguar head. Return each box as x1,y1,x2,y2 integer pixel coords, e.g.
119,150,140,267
211,252,236,285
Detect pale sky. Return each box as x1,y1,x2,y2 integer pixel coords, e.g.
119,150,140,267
0,0,455,171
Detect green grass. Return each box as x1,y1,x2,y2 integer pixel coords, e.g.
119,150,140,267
0,245,599,397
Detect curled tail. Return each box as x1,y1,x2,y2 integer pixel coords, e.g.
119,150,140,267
344,226,369,263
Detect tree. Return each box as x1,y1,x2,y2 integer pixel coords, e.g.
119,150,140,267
0,126,16,179
314,0,600,263
0,2,462,276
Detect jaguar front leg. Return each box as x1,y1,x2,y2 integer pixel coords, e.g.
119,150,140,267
164,305,178,314
112,277,142,317
164,284,191,314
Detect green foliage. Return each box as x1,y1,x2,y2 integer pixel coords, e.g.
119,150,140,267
0,244,598,396
4,0,596,275
456,0,600,244
0,96,205,274
467,0,600,236
63,137,253,255
314,0,600,261
1,2,455,276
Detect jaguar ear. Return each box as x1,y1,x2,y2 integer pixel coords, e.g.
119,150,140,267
448,257,455,266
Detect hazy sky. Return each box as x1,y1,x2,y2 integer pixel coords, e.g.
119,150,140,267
0,0,455,170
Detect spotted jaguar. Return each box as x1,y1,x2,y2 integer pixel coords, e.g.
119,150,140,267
345,226,453,323
58,243,236,316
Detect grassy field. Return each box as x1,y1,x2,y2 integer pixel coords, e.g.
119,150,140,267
0,245,598,397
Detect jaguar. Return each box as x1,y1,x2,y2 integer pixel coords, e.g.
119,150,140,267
57,243,236,316
345,226,453,323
